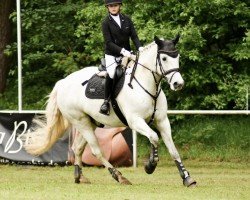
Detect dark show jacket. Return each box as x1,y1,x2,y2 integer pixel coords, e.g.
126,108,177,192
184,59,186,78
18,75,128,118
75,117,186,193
102,13,141,57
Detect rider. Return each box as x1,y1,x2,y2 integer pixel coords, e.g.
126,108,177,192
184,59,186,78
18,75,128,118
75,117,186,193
100,0,143,115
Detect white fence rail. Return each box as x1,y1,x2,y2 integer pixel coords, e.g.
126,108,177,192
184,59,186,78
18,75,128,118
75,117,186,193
0,110,249,115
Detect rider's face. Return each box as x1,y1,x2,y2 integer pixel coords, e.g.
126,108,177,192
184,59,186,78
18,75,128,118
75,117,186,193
107,4,121,15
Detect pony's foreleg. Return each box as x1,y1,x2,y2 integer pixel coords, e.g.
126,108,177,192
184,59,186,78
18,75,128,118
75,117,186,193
76,124,132,185
156,117,196,187
71,131,90,184
128,117,160,174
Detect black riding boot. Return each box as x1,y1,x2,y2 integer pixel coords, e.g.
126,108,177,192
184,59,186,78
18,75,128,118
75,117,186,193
99,75,113,115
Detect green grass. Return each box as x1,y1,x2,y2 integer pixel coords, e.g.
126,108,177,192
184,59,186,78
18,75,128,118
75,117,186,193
0,160,249,200
137,115,250,162
0,116,249,199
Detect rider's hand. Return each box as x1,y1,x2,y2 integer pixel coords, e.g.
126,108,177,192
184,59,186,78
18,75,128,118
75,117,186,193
120,48,131,58
139,47,144,52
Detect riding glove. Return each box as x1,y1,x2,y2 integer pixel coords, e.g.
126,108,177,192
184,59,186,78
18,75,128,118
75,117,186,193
139,47,144,52
120,48,131,58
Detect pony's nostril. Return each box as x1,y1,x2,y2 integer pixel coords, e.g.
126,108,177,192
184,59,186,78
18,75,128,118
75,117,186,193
174,82,184,90
173,82,178,88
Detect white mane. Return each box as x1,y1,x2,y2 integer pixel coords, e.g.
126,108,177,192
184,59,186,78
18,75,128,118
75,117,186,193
141,41,157,53
127,42,157,68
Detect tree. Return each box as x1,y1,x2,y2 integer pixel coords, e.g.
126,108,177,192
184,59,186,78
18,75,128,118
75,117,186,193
1,0,249,110
0,0,14,93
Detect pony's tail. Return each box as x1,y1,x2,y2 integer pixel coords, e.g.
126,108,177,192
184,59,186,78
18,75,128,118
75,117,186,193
24,82,69,156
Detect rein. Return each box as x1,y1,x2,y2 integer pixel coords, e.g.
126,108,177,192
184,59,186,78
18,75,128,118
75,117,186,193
128,49,180,125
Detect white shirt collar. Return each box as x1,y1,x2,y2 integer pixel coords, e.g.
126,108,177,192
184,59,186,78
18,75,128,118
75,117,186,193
110,14,121,28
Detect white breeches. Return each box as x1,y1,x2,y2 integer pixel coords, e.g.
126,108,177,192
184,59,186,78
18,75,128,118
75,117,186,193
105,54,121,79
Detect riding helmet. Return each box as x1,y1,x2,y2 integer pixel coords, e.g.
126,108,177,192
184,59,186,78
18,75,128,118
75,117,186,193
104,0,122,5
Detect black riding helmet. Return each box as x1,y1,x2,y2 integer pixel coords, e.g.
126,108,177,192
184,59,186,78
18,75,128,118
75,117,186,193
104,0,122,6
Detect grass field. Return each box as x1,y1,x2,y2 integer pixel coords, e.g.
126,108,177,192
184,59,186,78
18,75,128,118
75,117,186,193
1,160,249,200
138,115,250,163
0,116,249,199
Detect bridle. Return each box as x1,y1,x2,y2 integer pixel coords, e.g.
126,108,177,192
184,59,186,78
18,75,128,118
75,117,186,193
128,48,180,125
156,49,180,83
129,49,180,83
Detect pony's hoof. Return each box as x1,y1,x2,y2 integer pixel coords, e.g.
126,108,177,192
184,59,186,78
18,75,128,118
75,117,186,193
119,176,132,185
183,176,197,187
144,161,157,174
80,175,91,184
75,178,80,184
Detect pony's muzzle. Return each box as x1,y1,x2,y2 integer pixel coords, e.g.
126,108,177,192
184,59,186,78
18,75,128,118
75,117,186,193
173,80,184,90
168,72,184,91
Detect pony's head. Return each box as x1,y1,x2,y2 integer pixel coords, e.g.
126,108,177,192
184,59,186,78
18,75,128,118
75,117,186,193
154,35,184,91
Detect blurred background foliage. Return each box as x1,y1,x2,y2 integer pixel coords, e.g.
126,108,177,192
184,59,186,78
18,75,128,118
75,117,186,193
0,0,249,110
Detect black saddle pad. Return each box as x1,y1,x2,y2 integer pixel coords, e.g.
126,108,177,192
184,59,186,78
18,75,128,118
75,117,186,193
85,74,125,99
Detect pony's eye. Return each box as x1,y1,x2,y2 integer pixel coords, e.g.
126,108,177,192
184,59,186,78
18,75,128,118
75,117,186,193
162,57,167,61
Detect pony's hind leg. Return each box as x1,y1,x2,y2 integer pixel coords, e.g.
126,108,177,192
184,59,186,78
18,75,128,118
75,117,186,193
71,130,90,184
74,121,132,185
156,117,196,187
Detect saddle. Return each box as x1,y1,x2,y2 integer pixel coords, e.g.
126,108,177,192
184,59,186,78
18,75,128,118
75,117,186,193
83,59,128,126
85,65,125,99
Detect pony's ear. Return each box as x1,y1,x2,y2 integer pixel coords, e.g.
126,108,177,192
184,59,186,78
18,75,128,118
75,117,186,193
172,34,180,45
154,36,163,47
